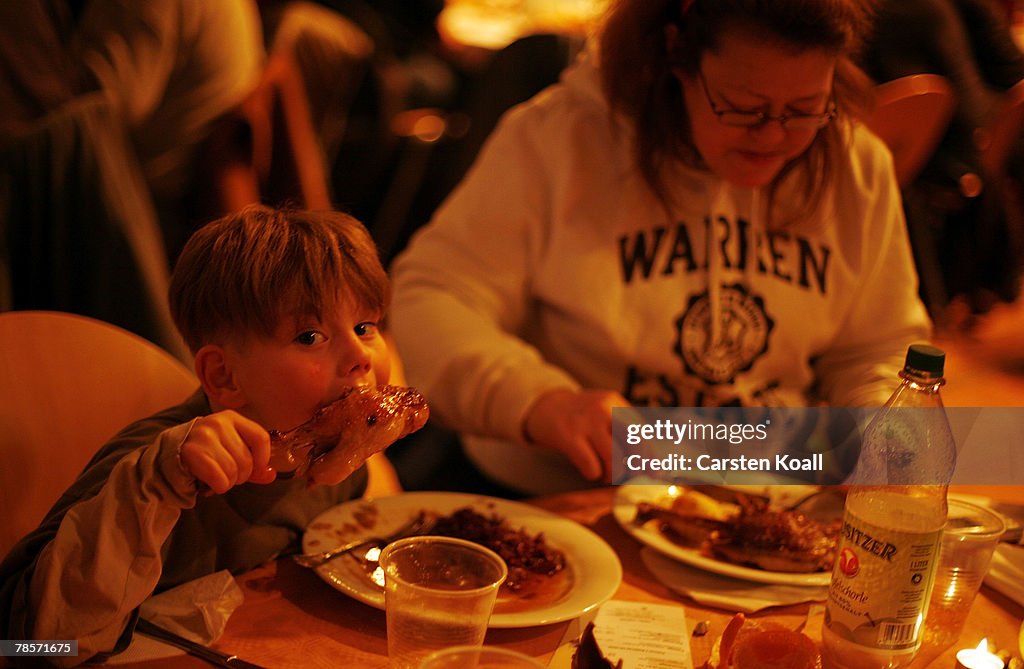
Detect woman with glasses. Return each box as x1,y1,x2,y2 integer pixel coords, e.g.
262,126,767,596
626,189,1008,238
389,0,931,495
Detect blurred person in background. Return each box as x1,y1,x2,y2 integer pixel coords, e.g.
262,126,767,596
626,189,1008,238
863,0,1024,191
389,0,930,495
862,0,1024,319
1,0,262,356
0,0,264,262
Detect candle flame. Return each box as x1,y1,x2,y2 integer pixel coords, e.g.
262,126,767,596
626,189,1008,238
976,638,989,652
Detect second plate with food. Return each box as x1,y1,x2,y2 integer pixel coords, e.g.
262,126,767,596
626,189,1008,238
613,482,837,586
302,491,622,628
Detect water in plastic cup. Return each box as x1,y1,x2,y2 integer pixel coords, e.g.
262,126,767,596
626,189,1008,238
417,646,546,668
919,499,1005,654
381,536,508,669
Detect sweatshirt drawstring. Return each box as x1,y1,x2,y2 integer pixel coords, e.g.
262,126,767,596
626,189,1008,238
707,184,761,351
749,186,761,287
707,182,727,349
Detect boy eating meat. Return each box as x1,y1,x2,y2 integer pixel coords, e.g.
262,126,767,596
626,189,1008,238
0,206,425,665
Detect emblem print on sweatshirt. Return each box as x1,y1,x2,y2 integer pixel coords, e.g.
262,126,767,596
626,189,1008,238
674,283,774,385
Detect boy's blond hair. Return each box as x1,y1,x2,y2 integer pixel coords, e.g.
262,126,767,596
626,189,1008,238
169,206,389,353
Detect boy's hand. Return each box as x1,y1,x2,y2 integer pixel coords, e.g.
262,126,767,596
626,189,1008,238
522,388,630,484
178,411,277,493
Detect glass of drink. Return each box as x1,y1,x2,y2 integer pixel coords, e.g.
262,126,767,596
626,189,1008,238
417,646,546,668
918,499,1005,657
381,536,508,669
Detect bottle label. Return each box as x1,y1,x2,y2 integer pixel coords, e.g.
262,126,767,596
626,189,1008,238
824,507,942,651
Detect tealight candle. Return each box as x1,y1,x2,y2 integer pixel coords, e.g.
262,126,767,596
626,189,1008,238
955,638,1003,669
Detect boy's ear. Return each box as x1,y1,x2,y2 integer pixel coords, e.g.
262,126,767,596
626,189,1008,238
194,344,246,410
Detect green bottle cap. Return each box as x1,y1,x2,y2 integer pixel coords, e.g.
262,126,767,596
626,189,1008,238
905,344,945,376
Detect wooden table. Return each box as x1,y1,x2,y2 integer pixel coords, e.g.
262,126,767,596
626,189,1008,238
107,485,1023,668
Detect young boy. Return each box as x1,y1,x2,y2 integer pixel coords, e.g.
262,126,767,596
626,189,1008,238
0,206,395,664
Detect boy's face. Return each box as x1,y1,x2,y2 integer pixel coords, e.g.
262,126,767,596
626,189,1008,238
222,297,391,431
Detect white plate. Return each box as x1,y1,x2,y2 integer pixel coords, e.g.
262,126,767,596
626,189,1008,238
302,491,622,628
612,481,835,586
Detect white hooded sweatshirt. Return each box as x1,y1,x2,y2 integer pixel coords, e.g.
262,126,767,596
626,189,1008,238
389,48,931,495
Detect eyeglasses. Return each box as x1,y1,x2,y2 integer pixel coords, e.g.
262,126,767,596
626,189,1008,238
698,71,836,131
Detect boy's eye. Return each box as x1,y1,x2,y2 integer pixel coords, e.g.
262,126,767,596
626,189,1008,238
354,321,378,337
294,330,326,346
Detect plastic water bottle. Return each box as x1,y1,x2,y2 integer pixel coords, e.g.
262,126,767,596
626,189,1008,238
822,344,957,669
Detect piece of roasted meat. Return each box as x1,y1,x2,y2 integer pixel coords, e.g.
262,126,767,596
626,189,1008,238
634,490,840,573
633,487,742,546
634,502,730,547
269,385,428,485
707,497,840,573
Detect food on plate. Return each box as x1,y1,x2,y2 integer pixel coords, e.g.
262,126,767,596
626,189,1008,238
708,613,821,669
269,385,429,484
709,494,840,573
309,502,572,610
428,506,573,613
431,507,567,594
634,487,841,573
634,488,740,546
669,487,743,521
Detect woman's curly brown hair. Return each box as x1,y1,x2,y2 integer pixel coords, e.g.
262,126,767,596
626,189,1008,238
599,0,877,227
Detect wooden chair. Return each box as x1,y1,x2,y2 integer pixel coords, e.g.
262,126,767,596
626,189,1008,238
866,74,957,188
971,78,1024,308
252,50,333,211
865,75,958,316
264,1,375,172
191,49,332,220
0,311,198,557
977,78,1024,181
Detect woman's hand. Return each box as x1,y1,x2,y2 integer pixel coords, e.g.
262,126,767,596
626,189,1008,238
178,411,277,493
522,388,630,483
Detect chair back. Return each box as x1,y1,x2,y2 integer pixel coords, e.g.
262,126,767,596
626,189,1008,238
193,49,333,219
866,74,957,187
254,51,333,210
973,78,1024,307
0,311,197,557
265,2,374,170
977,78,1024,179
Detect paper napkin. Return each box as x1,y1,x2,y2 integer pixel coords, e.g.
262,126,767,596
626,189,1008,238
106,570,244,664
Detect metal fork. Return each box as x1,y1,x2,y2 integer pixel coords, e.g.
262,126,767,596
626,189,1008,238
293,511,432,568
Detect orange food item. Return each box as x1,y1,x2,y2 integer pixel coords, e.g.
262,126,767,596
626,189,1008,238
716,613,821,669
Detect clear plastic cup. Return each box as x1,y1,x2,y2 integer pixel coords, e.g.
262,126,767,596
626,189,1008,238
417,646,546,668
381,536,508,669
919,499,1006,654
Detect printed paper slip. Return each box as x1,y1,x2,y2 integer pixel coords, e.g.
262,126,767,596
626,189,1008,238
547,600,693,669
